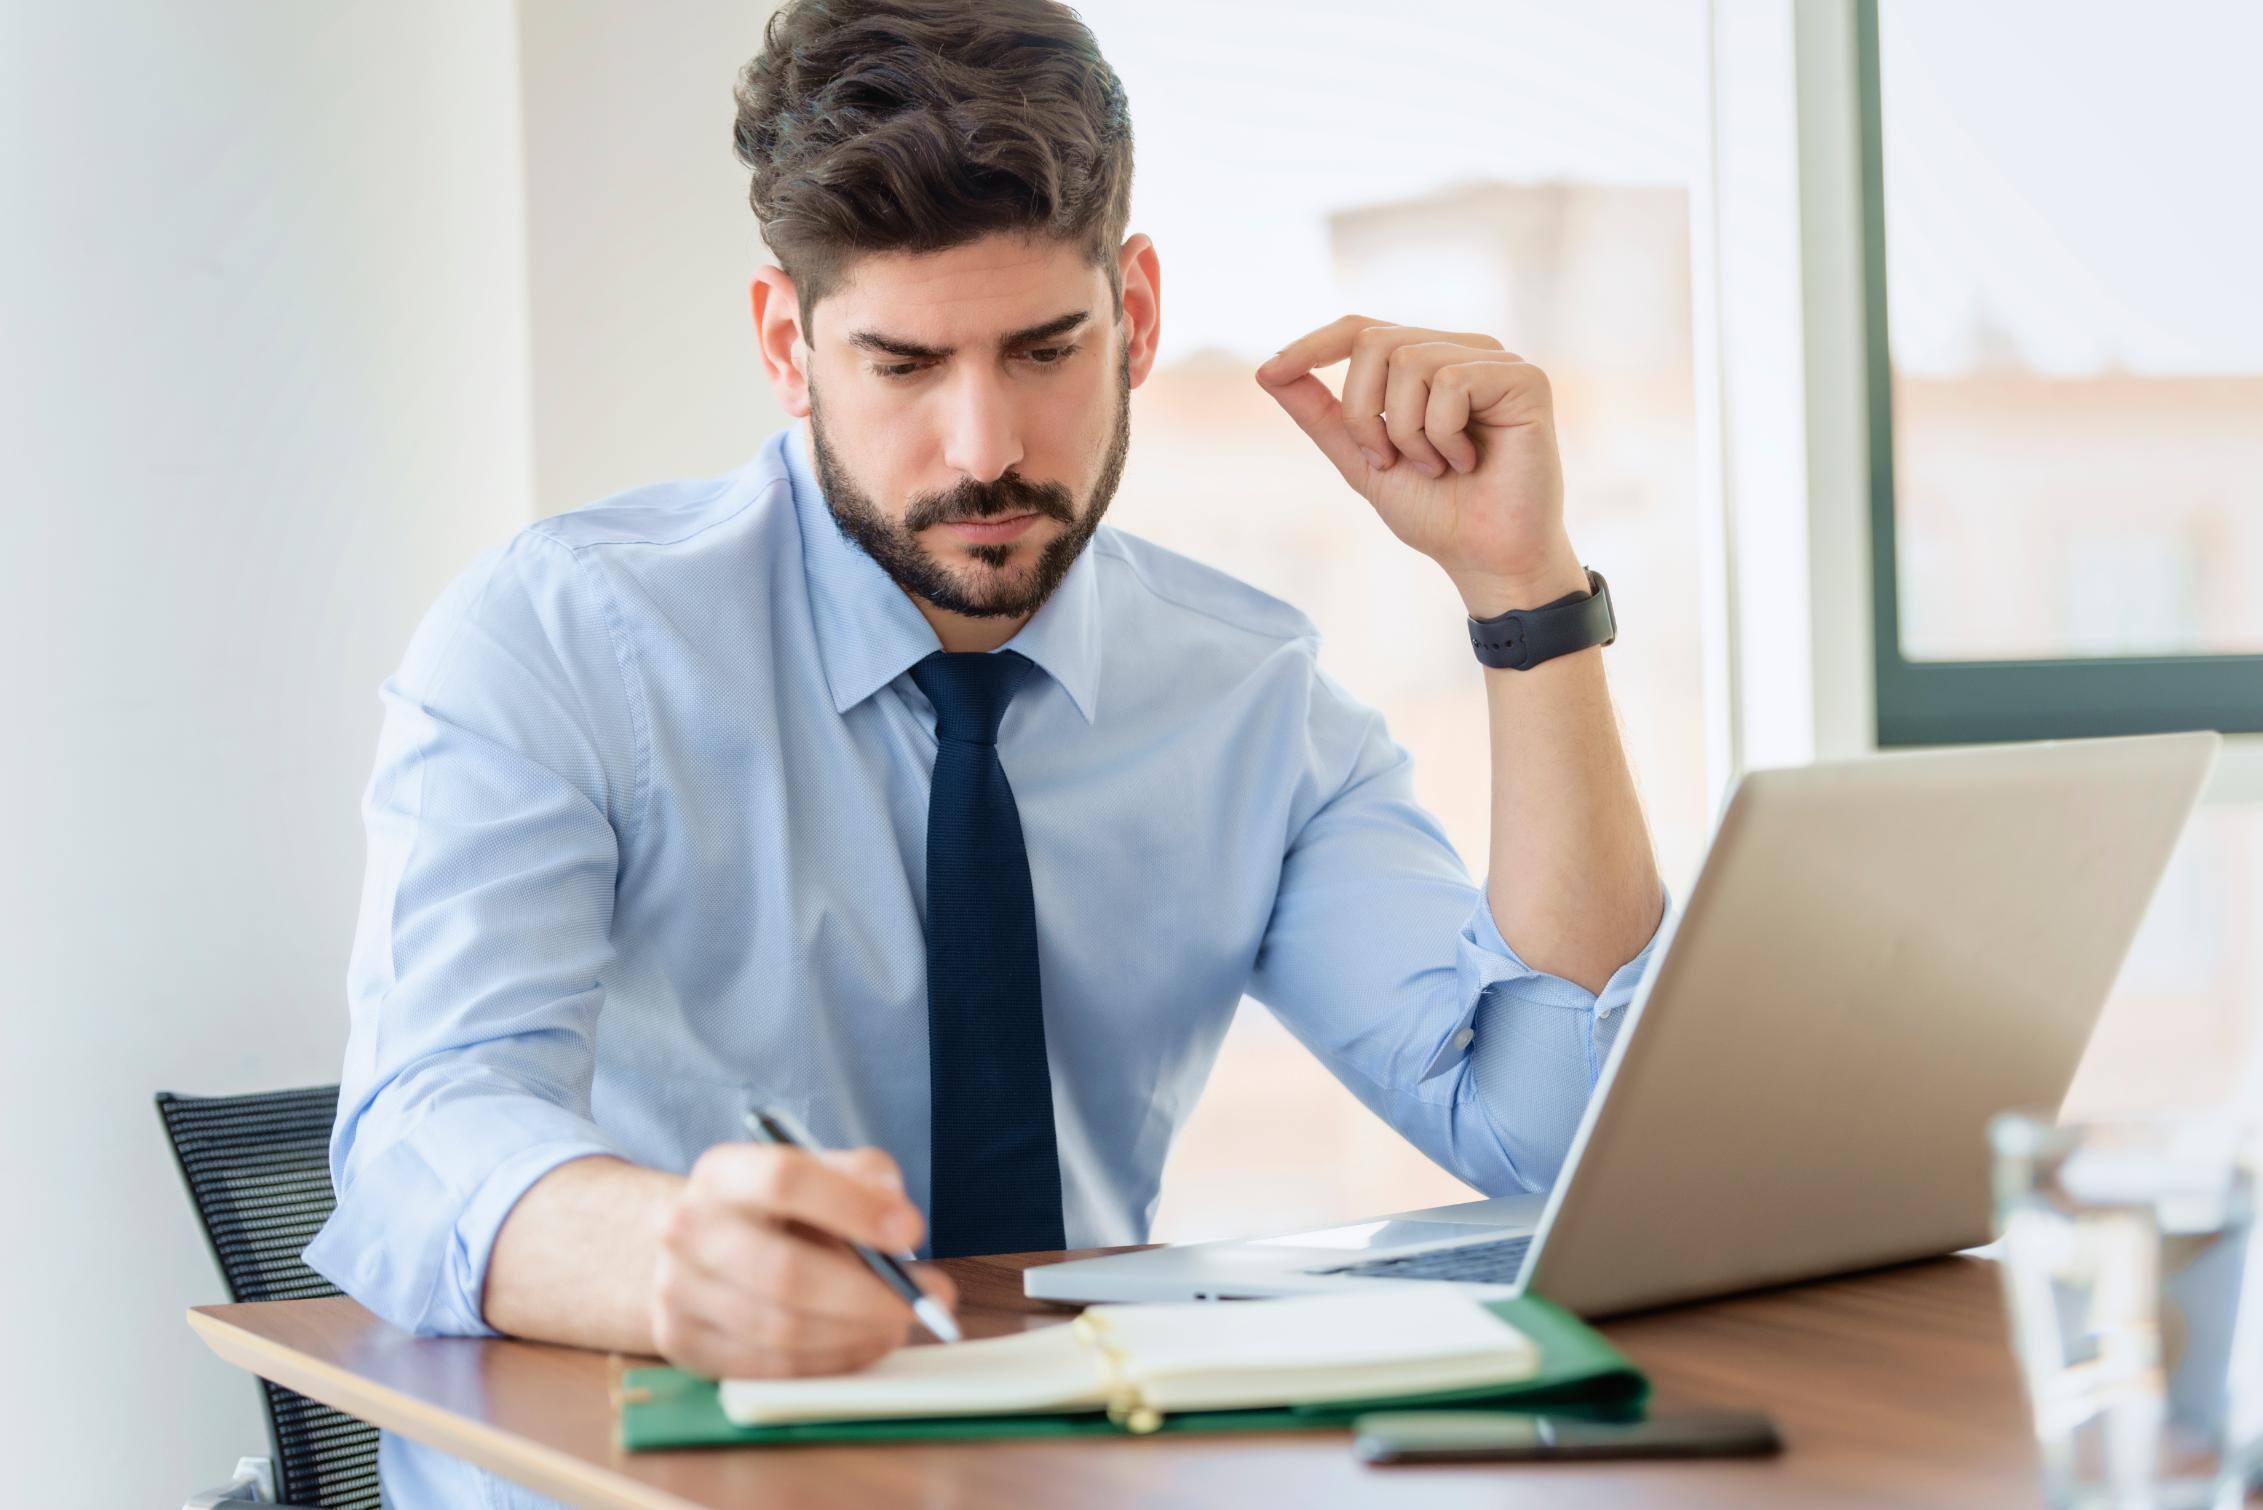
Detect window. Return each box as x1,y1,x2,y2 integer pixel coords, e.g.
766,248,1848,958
1859,0,2263,744
1071,0,1714,1238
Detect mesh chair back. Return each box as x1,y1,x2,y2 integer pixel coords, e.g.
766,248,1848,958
156,1085,381,1510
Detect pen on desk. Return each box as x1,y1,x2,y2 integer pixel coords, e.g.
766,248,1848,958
739,1104,963,1345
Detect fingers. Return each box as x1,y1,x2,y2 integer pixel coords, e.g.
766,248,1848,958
1257,316,1512,477
652,1143,965,1384
658,1292,907,1380
1323,322,1404,471
692,1282,912,1357
1253,369,1370,488
672,1205,918,1326
818,1145,906,1198
691,1142,923,1252
1383,345,1466,475
1262,313,1499,390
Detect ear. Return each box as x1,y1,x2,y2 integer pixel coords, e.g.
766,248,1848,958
750,265,811,417
1117,233,1162,389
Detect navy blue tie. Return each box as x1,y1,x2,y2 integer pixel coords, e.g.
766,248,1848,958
910,649,1065,1258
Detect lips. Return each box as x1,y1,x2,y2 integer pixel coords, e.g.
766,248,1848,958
942,513,1041,544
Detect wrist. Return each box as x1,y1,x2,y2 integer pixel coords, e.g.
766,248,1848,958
1450,544,1589,619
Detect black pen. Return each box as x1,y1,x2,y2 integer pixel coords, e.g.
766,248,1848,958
739,1104,963,1344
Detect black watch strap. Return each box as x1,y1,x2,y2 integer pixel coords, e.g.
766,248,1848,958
1467,568,1616,670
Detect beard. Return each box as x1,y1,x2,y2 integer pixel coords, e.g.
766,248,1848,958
808,345,1131,620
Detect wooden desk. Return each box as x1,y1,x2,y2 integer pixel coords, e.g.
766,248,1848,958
192,1249,2043,1508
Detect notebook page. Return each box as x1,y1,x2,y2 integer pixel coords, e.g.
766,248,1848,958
1100,1288,1535,1411
1097,1287,1534,1379
718,1288,1536,1427
719,1323,1107,1426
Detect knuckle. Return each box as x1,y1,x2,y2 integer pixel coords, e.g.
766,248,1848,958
693,1141,746,1184
658,1199,699,1252
749,1146,797,1206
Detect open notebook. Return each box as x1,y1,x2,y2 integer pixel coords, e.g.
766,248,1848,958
719,1289,1539,1434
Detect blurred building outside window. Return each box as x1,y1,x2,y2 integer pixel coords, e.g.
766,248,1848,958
1082,0,1715,1239
1877,3,2262,663
1874,0,2259,1122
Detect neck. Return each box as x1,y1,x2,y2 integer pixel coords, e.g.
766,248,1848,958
915,597,1031,653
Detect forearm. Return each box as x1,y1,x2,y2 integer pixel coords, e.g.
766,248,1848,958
483,1154,684,1351
1249,313,1662,994
1455,546,1663,995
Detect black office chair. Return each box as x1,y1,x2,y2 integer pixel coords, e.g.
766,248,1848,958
156,1085,381,1509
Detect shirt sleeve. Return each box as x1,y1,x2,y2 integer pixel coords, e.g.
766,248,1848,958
1244,654,1667,1197
1460,875,1666,1190
302,529,644,1337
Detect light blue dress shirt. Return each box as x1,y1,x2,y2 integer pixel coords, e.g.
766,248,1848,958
304,418,1663,1507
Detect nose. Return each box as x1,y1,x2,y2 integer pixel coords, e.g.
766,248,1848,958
937,369,1025,484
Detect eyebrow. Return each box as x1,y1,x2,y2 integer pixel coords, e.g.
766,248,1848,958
844,309,1092,362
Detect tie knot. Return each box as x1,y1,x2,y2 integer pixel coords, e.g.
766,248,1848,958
911,650,1034,746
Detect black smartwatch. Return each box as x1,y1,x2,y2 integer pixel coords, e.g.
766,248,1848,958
1466,568,1616,670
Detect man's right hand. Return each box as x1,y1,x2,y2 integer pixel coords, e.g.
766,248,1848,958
648,1142,958,1380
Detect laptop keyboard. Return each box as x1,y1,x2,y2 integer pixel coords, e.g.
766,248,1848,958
1305,1233,1532,1284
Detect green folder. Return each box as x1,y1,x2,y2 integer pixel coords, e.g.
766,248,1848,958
617,1295,1647,1451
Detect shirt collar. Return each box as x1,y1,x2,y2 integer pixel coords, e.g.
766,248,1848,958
783,418,1101,724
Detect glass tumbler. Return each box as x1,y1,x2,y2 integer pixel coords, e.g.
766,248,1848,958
1991,1110,2261,1509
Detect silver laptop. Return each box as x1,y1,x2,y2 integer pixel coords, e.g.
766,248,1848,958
1026,732,2221,1317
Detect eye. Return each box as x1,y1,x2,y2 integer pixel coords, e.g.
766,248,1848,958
1022,344,1079,367
873,360,929,381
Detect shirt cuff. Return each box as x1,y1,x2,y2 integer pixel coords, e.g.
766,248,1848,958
304,1090,622,1337
1419,880,1671,1080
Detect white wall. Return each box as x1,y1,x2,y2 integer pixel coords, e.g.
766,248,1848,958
0,3,534,1501
2,2,795,1497
517,0,789,514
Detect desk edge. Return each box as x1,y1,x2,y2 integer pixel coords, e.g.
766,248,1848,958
186,1305,697,1510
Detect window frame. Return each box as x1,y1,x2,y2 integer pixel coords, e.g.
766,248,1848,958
1854,0,2263,746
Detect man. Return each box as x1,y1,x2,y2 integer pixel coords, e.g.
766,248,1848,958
306,0,1665,1502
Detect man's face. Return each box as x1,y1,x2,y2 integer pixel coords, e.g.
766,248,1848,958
802,234,1132,620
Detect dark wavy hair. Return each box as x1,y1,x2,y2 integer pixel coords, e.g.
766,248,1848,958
732,0,1136,339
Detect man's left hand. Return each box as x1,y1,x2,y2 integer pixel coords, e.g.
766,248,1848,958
1255,315,1586,616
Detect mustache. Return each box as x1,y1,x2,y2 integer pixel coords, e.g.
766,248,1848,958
903,472,1077,532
